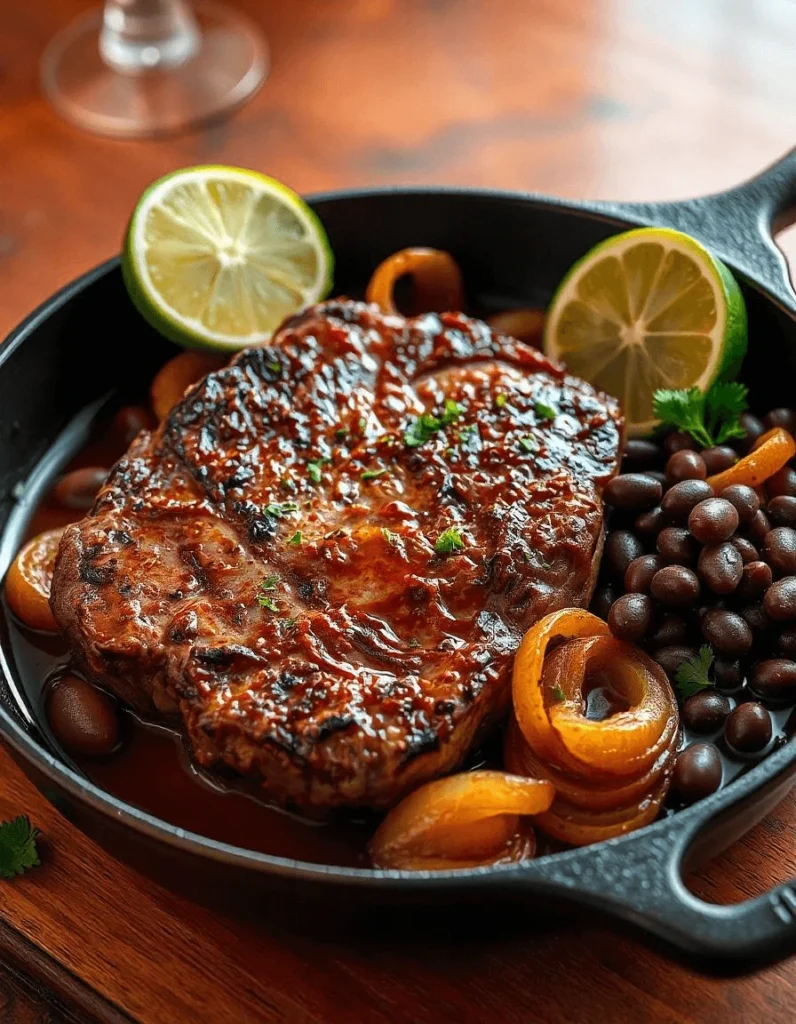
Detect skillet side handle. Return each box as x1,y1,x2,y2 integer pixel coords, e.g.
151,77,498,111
596,146,796,306
505,772,796,966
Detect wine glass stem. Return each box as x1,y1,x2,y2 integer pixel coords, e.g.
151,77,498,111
100,0,200,73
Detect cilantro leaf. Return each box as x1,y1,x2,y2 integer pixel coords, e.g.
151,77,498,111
550,684,566,703
535,400,557,420
267,360,281,374
258,596,279,612
435,527,464,554
441,399,463,426
381,527,399,546
0,816,40,879
674,645,714,699
653,382,748,448
260,575,279,592
495,393,508,409
307,457,330,484
288,531,302,546
519,436,537,454
361,468,389,481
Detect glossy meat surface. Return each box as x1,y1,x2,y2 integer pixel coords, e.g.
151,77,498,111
52,301,622,812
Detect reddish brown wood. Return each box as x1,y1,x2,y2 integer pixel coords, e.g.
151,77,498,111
0,1,795,1020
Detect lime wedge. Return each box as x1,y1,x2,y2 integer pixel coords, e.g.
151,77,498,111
122,165,333,351
543,227,747,436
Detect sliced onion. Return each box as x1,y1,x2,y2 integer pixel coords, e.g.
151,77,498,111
365,248,464,315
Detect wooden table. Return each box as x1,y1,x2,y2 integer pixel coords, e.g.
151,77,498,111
1,1,795,1020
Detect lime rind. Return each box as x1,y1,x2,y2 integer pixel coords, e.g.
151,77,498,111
122,165,334,353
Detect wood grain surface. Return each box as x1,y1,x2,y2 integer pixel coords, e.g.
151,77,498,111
1,1,795,1021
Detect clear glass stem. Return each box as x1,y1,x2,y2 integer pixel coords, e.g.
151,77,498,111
100,0,200,74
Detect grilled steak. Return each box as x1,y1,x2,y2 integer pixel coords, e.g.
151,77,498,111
52,300,622,812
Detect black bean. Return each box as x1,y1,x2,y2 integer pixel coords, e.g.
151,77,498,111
766,467,796,499
591,585,616,621
604,531,645,583
697,542,743,595
635,506,666,536
701,446,737,475
671,743,723,804
740,604,774,635
603,473,662,511
607,593,653,643
661,480,714,523
762,407,796,432
750,659,796,701
663,431,695,456
779,626,796,658
688,498,739,544
650,565,700,608
666,450,707,484
682,690,732,733
649,615,690,649
732,412,766,454
623,438,663,471
625,554,662,594
767,495,796,527
653,645,698,681
731,536,759,564
735,560,773,602
701,608,753,655
747,509,772,545
657,526,697,565
714,657,743,692
763,527,796,576
725,702,772,753
46,677,120,757
763,577,796,622
645,470,668,488
720,484,760,524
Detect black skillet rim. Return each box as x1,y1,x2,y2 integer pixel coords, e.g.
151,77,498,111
0,185,794,888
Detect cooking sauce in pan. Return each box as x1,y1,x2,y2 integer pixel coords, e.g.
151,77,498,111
2,402,795,869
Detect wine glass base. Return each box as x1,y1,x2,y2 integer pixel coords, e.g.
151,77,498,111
41,2,268,139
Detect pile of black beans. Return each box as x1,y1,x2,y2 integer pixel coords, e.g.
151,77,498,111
592,407,796,807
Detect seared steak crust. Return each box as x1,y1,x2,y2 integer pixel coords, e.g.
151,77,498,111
52,301,622,812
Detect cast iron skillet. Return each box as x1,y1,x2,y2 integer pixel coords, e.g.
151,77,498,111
1,150,796,967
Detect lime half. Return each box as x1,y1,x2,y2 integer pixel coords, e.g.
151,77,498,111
122,165,333,351
543,227,747,436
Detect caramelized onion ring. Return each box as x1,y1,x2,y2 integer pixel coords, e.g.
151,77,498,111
369,770,554,870
707,427,796,491
509,613,679,846
486,308,545,346
365,248,464,315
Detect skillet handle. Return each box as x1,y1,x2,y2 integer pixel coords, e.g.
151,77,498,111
507,763,796,965
594,146,796,305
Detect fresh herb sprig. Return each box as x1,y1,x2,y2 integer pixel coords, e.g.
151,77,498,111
0,816,40,879
435,527,464,554
404,399,463,448
674,645,714,699
653,382,748,448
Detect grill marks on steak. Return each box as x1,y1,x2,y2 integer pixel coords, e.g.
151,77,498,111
52,301,622,812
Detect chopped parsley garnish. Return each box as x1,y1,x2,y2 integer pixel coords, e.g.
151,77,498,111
362,468,389,481
535,400,557,420
0,816,40,879
257,575,280,610
444,447,455,458
280,478,297,493
307,457,330,484
260,574,279,592
288,531,302,546
381,527,399,546
283,618,297,631
441,399,463,425
404,412,442,448
435,527,464,554
675,645,714,699
268,360,281,374
404,399,466,448
458,423,478,437
551,684,566,703
519,436,538,454
258,597,279,612
495,393,508,409
653,382,748,448
265,501,299,517
335,427,349,440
